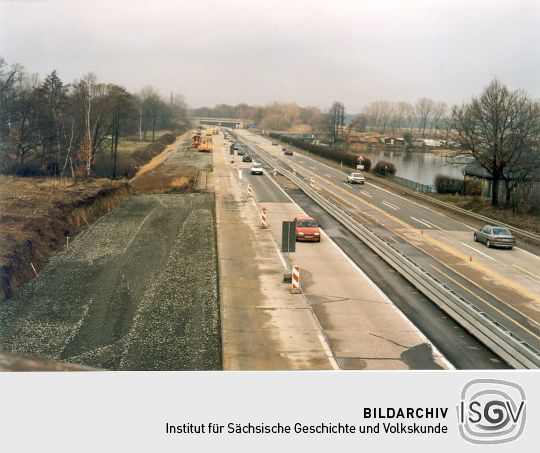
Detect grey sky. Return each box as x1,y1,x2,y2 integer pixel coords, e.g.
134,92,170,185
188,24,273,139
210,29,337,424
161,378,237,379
1,0,539,112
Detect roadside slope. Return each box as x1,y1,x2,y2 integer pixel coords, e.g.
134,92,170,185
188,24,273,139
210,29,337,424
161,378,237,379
0,134,221,370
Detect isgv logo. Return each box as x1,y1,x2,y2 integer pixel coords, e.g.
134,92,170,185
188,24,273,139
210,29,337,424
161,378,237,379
457,379,526,444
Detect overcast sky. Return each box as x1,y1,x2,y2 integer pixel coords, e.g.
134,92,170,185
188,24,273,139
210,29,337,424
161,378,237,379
1,0,539,112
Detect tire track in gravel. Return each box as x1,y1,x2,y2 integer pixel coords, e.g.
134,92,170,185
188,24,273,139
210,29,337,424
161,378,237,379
0,193,220,370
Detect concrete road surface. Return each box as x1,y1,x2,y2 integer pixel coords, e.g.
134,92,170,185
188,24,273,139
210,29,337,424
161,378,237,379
216,133,450,370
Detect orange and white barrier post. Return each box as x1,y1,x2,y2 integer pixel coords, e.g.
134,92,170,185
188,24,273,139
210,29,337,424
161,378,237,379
291,265,301,294
272,168,277,177
261,206,268,229
247,184,253,197
309,178,315,188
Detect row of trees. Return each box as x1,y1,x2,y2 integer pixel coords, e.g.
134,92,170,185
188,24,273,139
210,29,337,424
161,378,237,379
0,56,187,177
192,98,450,142
343,81,540,208
254,87,539,210
354,99,449,136
191,102,328,135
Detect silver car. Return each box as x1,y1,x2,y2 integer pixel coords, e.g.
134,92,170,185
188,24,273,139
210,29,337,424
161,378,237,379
474,225,516,249
347,172,365,184
250,163,263,175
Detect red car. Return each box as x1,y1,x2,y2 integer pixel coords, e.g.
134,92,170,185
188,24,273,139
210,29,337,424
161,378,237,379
294,215,320,242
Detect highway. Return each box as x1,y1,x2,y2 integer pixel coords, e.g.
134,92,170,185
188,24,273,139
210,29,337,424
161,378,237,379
235,130,540,368
221,136,451,369
223,135,506,369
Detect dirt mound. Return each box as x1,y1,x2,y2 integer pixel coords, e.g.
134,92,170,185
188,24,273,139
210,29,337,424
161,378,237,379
130,166,199,192
0,177,130,302
130,131,201,193
113,133,178,179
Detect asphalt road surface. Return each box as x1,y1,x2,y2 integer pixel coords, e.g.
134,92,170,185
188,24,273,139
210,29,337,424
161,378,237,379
0,193,221,370
286,189,507,369
237,131,540,367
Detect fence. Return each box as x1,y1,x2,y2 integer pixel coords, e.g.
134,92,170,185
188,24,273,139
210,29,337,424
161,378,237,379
385,174,437,193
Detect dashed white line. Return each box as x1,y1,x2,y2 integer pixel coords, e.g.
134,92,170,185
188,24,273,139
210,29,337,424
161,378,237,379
382,201,399,211
420,218,442,230
459,241,496,261
410,217,432,228
359,191,372,198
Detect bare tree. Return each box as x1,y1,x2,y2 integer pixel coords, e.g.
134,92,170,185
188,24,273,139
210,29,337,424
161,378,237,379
363,102,380,131
0,57,24,136
431,101,448,133
415,97,435,136
452,79,540,207
404,102,415,132
378,101,393,134
327,101,345,143
392,101,410,133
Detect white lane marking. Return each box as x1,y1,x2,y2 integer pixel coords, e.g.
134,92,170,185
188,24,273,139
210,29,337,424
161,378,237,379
365,182,479,231
323,228,454,370
382,201,399,211
459,241,496,261
410,217,432,228
343,182,351,187
360,191,372,198
512,264,540,281
420,218,442,230
324,173,333,178
317,332,340,371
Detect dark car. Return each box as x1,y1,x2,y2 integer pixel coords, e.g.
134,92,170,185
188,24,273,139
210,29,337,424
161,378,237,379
236,147,245,155
474,225,516,249
283,147,293,156
242,154,252,162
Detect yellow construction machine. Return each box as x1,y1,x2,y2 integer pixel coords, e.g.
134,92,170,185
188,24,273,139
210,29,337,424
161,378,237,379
191,132,202,149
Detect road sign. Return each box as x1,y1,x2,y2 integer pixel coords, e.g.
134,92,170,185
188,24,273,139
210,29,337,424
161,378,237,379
281,221,296,253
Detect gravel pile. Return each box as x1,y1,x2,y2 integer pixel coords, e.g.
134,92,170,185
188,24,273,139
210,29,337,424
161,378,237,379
0,193,221,370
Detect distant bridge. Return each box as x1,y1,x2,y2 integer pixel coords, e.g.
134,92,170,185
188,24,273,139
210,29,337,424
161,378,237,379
189,117,253,128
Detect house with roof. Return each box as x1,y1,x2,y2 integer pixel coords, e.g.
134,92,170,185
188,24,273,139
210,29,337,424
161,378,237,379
462,161,537,198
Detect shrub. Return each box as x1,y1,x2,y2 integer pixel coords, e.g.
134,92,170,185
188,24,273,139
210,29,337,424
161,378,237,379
358,157,372,172
434,174,464,194
373,160,396,176
464,178,483,197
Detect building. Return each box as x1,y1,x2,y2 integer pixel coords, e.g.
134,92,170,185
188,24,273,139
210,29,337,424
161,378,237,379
462,162,537,198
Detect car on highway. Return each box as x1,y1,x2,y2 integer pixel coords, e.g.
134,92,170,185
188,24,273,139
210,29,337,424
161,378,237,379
474,225,516,249
242,154,252,162
237,147,245,155
347,172,365,184
283,147,293,156
250,163,264,175
294,215,320,242
272,141,278,146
